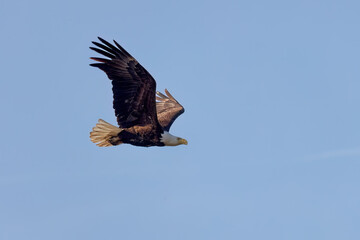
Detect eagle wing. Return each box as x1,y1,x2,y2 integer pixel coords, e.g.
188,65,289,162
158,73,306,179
156,89,184,131
90,37,160,129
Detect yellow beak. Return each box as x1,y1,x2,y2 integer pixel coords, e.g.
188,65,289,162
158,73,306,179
179,138,188,145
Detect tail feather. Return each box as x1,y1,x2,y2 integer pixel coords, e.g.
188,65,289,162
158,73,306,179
90,119,123,147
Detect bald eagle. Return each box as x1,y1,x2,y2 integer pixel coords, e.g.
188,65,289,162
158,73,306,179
89,37,188,147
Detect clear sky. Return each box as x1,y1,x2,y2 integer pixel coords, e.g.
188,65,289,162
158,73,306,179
1,0,360,239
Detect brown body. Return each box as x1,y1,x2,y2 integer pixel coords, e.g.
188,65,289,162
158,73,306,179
115,125,165,147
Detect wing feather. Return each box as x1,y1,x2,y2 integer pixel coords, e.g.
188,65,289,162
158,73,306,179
89,46,115,59
90,37,160,129
156,89,184,131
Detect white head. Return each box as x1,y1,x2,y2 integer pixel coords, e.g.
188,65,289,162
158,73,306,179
161,131,188,146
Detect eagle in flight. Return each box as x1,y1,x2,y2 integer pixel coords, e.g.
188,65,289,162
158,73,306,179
89,37,188,147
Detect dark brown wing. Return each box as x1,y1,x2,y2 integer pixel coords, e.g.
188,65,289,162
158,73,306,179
90,37,160,129
156,89,184,131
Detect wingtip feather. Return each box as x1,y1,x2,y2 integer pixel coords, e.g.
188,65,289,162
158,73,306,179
165,89,175,100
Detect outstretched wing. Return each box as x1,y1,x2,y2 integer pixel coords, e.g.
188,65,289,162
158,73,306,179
156,89,184,131
90,37,160,129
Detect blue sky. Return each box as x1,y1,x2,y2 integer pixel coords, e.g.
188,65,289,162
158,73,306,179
1,0,360,239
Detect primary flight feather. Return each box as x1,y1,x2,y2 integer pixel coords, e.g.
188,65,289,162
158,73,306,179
89,37,187,147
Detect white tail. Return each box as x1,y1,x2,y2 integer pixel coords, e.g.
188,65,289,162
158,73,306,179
90,119,123,147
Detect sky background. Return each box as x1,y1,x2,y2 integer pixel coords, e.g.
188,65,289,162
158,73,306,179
1,0,360,239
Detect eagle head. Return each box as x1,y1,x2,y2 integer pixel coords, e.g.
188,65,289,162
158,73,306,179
161,131,188,146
